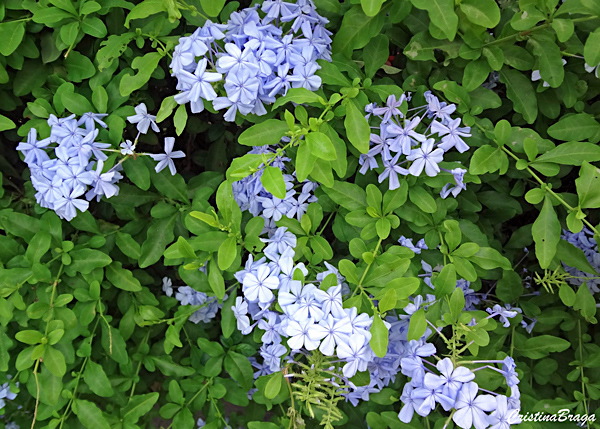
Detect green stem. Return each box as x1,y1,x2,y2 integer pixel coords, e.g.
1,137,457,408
350,238,383,299
578,320,590,429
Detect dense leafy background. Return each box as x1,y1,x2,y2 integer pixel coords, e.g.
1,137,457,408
1,0,600,428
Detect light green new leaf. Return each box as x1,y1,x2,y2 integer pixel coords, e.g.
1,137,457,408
238,119,289,146
532,196,561,269
370,314,389,358
407,308,427,341
0,115,16,132
345,101,371,154
361,0,386,16
534,142,600,166
217,236,237,271
306,132,337,161
468,247,512,270
44,346,66,377
450,287,465,322
265,371,283,399
261,165,286,199
273,88,322,108
209,257,225,299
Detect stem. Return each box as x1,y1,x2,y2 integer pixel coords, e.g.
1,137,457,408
30,359,40,429
128,331,151,399
578,320,590,429
350,238,383,299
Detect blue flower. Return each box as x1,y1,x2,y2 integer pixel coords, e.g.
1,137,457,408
127,103,160,134
452,382,497,429
149,137,186,175
487,395,522,429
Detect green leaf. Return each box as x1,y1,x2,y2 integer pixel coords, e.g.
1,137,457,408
535,142,600,167
218,236,237,271
556,239,597,275
463,58,491,92
73,399,110,429
200,0,225,16
499,68,538,124
382,182,408,214
151,169,190,203
0,21,26,57
139,215,177,268
361,0,386,16
529,37,565,88
311,235,334,259
411,0,458,40
344,101,370,154
272,88,322,108
174,104,187,136
156,96,178,123
316,60,352,86
225,351,254,391
25,231,52,264
261,165,286,199
532,196,561,269
584,28,600,67
370,314,389,358
363,34,389,77
332,6,386,57
469,146,502,175
96,33,135,71
44,346,66,377
125,0,168,27
120,52,163,96
221,292,237,339
66,249,112,275
15,330,43,345
552,18,574,43
265,371,283,399
106,262,142,291
116,232,141,260
559,283,576,306
0,115,16,132
519,335,570,359
238,119,289,146
208,257,225,299
449,286,465,322
65,51,96,82
92,86,108,112
459,0,500,28
574,284,597,321
434,264,456,298
81,16,107,37
322,181,367,211
408,186,436,213
83,361,114,397
122,393,159,424
576,162,600,209
407,308,426,341
306,132,337,161
468,247,512,270
62,91,95,115
496,270,524,303
547,114,600,142
123,158,150,190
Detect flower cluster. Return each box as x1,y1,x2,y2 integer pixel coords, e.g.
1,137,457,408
232,145,318,234
162,277,225,324
16,103,185,221
362,92,470,197
561,228,600,294
170,0,332,121
232,226,377,379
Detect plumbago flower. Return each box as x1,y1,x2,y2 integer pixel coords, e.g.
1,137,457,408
16,103,185,220
170,0,332,122
361,91,471,198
